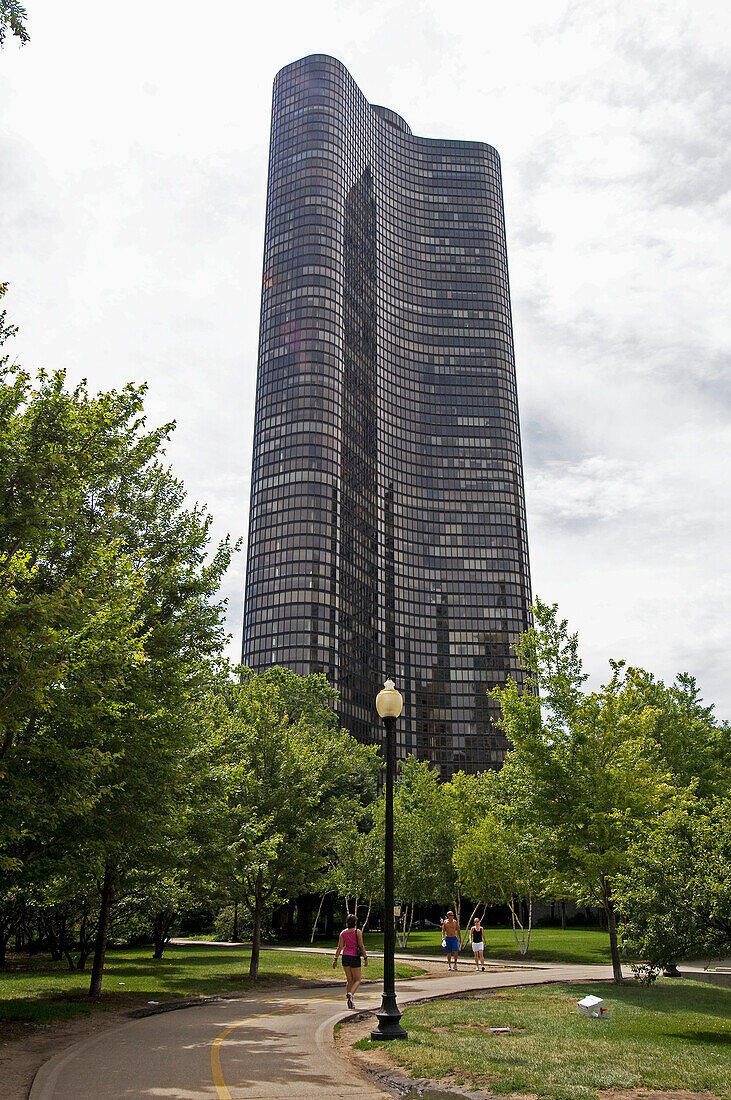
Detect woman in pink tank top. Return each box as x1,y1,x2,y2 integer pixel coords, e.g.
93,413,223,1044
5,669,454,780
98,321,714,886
333,913,368,1008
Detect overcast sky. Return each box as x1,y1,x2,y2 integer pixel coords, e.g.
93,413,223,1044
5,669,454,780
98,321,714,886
2,0,729,717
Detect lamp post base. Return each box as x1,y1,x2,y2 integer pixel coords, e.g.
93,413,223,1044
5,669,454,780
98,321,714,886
370,992,408,1041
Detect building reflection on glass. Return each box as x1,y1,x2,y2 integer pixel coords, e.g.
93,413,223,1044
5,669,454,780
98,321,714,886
242,55,532,775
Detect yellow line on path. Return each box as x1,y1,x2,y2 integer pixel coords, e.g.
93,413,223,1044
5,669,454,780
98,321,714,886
211,1005,294,1099
210,995,365,1099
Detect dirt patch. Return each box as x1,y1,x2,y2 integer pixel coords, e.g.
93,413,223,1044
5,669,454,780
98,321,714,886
0,1003,147,1100
432,1024,526,1034
599,1092,722,1100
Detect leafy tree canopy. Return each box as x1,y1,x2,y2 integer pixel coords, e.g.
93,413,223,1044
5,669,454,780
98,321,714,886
491,600,678,980
0,0,29,47
616,799,731,969
0,289,236,991
192,669,379,977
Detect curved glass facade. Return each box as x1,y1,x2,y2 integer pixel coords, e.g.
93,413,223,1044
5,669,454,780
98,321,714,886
243,55,532,775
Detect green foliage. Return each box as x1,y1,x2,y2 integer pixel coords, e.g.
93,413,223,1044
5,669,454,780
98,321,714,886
0,291,236,989
621,668,730,798
214,904,254,943
616,799,731,966
484,599,730,978
332,823,383,915
490,601,678,979
0,0,29,47
192,669,380,977
392,757,458,910
331,755,466,944
453,802,546,953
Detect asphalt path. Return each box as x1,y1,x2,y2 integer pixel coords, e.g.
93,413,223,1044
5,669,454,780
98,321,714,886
29,960,623,1100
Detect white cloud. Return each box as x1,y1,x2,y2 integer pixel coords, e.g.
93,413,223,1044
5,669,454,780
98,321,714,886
1,0,729,715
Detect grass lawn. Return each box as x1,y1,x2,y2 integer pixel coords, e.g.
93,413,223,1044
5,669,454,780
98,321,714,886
355,979,731,1100
0,943,423,1038
300,926,612,965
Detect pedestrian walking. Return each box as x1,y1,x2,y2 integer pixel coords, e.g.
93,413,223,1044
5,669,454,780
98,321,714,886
469,916,486,970
441,910,461,970
333,913,368,1008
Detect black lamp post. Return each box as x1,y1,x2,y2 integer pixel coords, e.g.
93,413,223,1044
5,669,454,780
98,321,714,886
371,678,408,1041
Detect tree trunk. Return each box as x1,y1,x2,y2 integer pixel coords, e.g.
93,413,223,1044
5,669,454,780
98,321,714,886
508,895,527,954
601,880,623,983
404,898,415,947
296,894,312,938
0,933,8,970
324,894,335,938
461,901,484,948
311,891,330,943
248,873,263,980
232,901,239,943
560,900,566,930
47,922,63,962
153,912,172,959
452,889,462,930
89,865,114,997
77,900,94,971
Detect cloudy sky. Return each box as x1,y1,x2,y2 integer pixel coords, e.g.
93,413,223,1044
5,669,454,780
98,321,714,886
2,0,729,716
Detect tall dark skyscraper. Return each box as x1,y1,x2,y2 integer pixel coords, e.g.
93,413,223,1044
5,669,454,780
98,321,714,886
243,54,532,775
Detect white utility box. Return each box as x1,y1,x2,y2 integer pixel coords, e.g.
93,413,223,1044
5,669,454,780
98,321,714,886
577,995,607,1018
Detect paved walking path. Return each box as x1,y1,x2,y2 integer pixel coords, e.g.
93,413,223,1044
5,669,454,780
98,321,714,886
30,960,621,1100
172,938,551,969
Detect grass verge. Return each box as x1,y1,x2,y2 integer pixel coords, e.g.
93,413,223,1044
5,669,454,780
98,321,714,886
0,943,423,1039
354,979,731,1100
289,926,612,965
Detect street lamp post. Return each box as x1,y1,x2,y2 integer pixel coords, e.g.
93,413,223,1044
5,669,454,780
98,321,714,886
371,678,408,1041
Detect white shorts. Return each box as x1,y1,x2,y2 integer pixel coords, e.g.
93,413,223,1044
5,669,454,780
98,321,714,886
472,942,484,953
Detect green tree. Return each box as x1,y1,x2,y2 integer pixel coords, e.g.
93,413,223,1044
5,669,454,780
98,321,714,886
194,670,379,979
0,299,235,991
332,822,383,930
391,756,458,944
332,757,462,946
492,600,677,981
453,808,545,954
622,669,729,798
616,799,731,971
453,762,548,954
0,1,29,47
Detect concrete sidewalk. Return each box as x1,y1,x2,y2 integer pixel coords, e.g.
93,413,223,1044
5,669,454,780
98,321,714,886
30,961,620,1100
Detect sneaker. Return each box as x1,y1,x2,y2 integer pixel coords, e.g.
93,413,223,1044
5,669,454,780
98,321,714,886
346,992,354,1009
481,965,485,971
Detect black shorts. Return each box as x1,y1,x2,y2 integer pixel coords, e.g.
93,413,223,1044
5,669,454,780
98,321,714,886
342,954,361,968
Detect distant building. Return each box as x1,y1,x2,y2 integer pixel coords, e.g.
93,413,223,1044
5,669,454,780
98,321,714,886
243,55,532,774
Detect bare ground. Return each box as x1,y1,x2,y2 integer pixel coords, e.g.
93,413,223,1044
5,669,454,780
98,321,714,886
0,1001,149,1100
